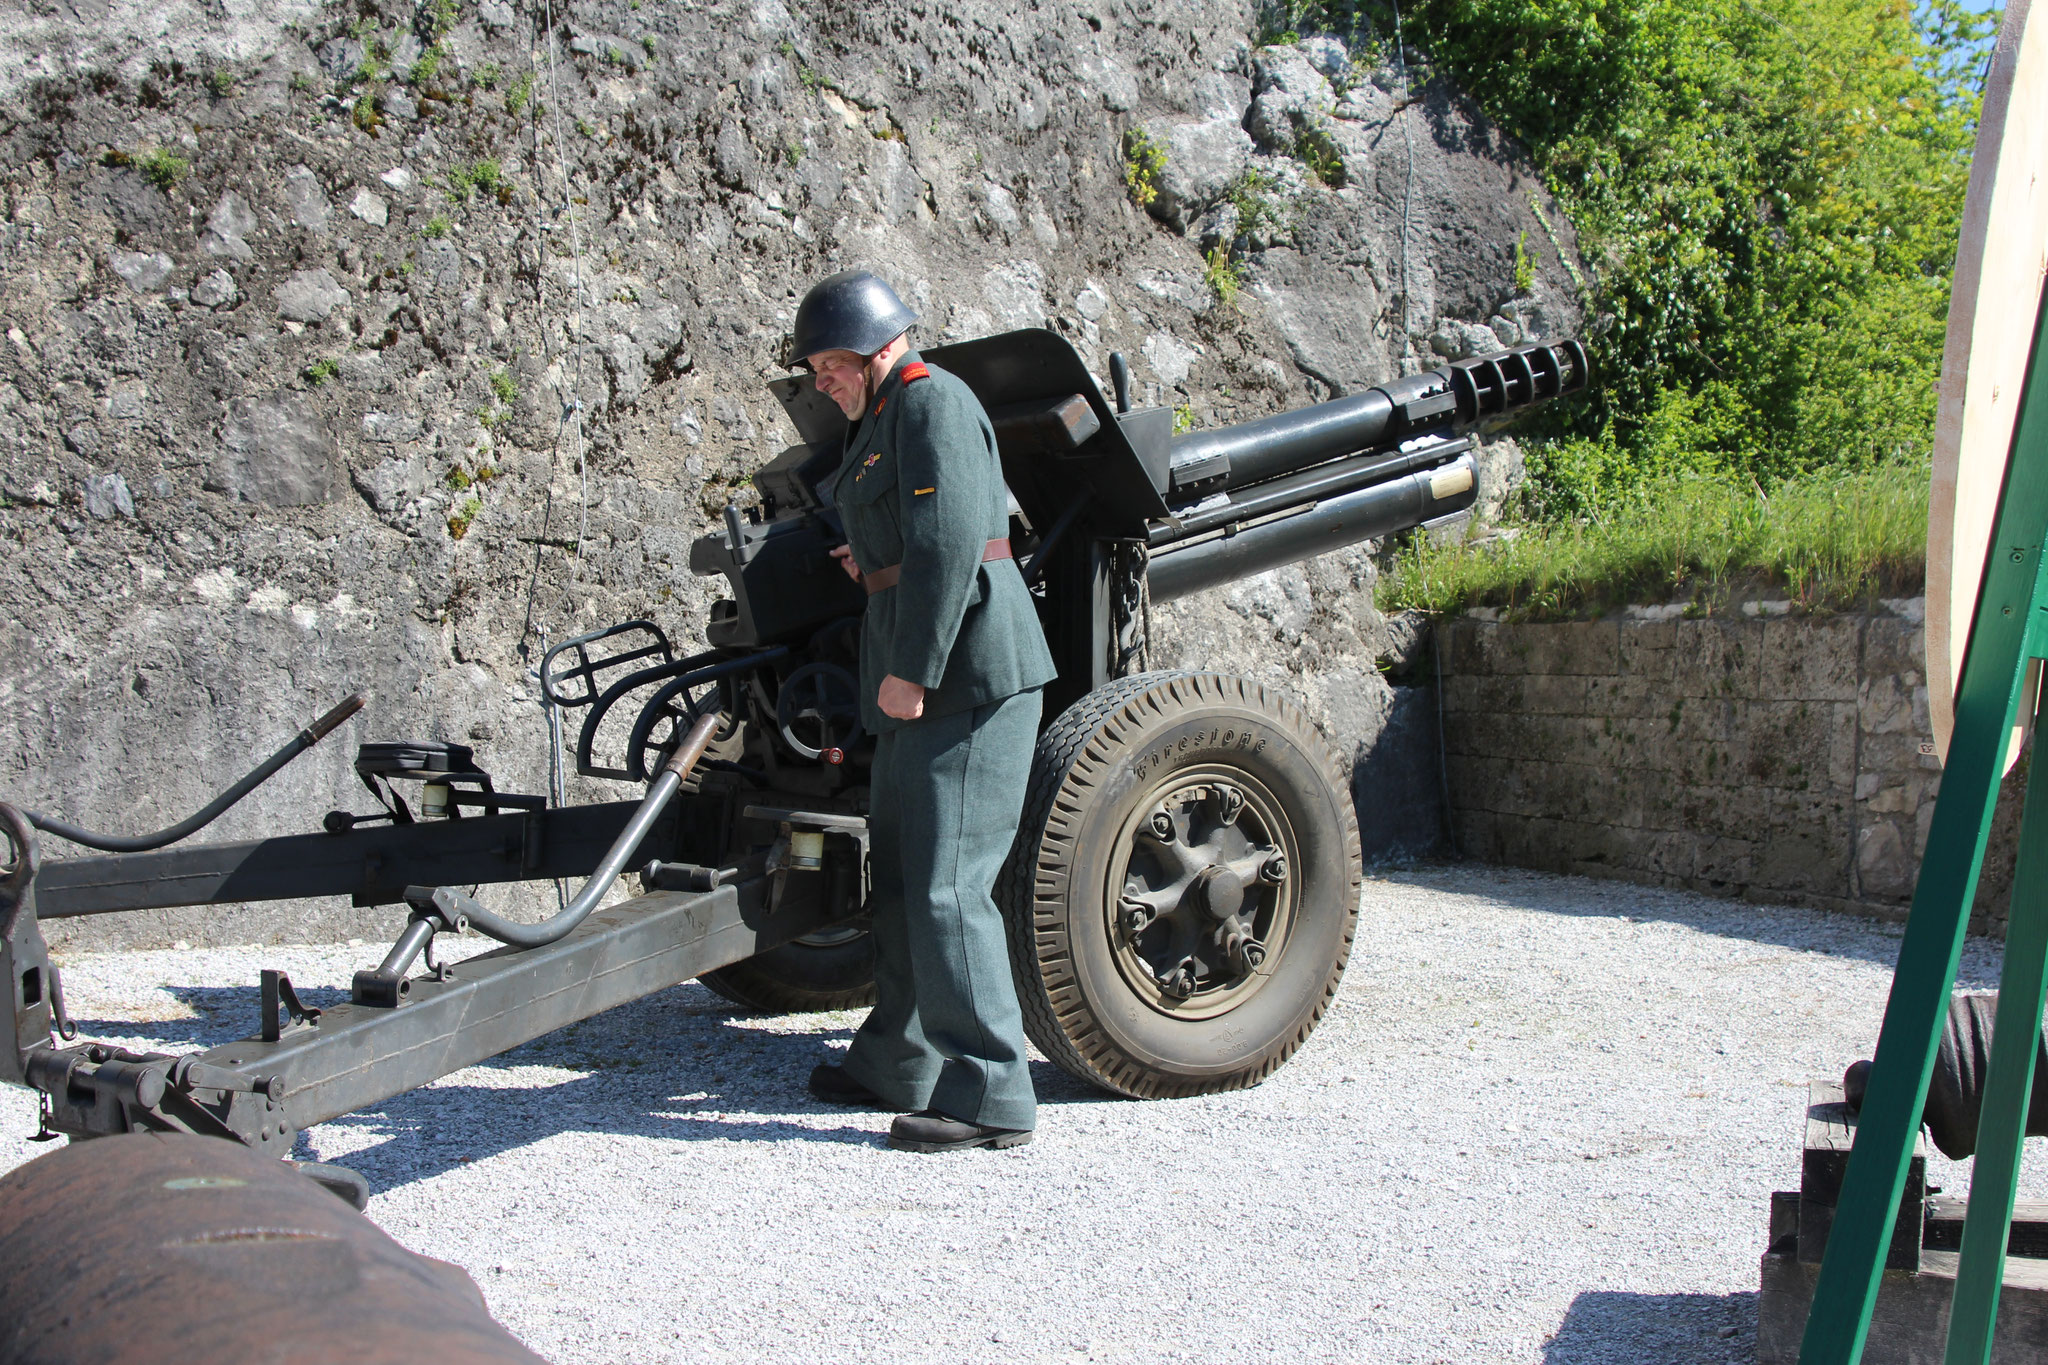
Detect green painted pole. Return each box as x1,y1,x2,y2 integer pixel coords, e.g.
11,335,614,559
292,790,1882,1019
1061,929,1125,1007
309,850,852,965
1798,289,2048,1364
1942,345,2048,1365
1946,671,2048,1362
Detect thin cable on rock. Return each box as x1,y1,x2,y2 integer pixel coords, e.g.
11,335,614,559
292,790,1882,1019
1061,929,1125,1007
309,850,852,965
540,0,593,563
1391,0,1418,346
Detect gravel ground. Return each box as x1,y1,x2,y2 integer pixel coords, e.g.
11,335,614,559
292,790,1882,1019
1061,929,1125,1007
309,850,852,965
4,865,2044,1365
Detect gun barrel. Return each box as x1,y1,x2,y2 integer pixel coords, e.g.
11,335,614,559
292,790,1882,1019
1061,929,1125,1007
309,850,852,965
1170,389,1399,498
1166,339,1589,500
1147,452,1479,602
1148,437,1472,547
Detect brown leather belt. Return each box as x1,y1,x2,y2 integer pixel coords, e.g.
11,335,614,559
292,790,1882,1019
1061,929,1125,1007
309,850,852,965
864,538,1011,594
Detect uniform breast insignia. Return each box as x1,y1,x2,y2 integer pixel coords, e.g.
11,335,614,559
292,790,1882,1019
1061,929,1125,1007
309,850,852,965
914,487,935,496
855,450,884,482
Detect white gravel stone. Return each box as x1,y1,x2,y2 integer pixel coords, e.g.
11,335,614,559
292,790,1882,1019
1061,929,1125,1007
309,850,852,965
108,249,172,292
349,188,388,226
191,268,237,309
82,471,133,519
283,164,331,231
274,268,350,323
201,191,257,261
4,868,2040,1364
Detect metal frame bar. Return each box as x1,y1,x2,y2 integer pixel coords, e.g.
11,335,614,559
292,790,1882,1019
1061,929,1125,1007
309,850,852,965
33,800,658,917
219,865,834,1138
1799,282,2048,1362
24,853,858,1150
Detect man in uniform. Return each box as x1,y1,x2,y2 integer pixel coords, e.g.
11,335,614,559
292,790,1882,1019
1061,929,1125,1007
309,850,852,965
789,269,1057,1152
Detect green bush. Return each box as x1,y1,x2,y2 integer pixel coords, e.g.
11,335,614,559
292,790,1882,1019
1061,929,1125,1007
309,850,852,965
1400,0,1998,513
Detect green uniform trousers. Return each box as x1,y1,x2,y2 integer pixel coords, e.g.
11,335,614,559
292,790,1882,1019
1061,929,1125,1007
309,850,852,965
841,687,1041,1131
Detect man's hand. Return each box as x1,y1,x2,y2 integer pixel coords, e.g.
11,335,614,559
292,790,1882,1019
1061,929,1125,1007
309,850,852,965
878,674,925,721
829,543,862,583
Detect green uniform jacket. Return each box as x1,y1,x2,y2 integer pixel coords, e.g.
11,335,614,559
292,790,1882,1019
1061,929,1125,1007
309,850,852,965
833,350,1056,735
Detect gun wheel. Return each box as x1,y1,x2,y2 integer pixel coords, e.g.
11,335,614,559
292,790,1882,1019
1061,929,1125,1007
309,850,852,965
697,923,877,1013
1000,671,1361,1098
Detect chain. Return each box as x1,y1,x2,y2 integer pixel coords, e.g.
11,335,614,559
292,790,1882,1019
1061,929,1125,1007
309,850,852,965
30,1089,58,1142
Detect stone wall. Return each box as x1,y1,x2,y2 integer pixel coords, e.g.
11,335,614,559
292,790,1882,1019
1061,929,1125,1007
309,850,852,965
1437,602,2024,936
0,1,1580,949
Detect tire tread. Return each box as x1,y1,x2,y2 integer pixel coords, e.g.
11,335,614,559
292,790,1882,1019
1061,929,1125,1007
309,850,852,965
999,671,1362,1099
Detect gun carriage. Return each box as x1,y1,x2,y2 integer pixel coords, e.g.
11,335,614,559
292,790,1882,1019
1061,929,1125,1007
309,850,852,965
0,328,1586,1162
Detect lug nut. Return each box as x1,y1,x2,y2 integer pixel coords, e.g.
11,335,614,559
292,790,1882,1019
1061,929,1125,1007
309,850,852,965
1148,812,1175,842
1241,940,1267,971
1120,898,1154,939
1260,854,1288,884
1214,786,1245,824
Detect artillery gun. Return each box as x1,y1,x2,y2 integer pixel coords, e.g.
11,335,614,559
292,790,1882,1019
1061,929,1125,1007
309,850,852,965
0,328,1585,1157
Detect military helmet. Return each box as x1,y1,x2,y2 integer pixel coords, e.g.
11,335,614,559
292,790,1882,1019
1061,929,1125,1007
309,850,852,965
788,269,917,366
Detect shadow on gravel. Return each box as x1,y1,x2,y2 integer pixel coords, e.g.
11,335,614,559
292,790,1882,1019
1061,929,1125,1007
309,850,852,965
141,979,1107,1193
65,982,354,1050
61,973,1114,1194
1380,864,2012,985
1543,1289,1756,1365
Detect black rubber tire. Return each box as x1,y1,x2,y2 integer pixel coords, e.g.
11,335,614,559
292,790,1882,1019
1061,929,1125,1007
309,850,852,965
698,926,878,1012
998,671,1361,1098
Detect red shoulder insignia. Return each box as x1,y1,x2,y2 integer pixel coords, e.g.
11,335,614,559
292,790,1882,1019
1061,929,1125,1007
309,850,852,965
901,362,931,384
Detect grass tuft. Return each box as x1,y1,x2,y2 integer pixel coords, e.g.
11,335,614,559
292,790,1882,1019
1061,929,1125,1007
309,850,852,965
505,70,535,116
1375,463,1928,620
446,158,503,202
129,147,189,192
448,493,483,540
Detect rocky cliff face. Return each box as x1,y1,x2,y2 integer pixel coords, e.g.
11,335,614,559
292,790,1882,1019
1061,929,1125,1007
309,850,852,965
0,0,1582,946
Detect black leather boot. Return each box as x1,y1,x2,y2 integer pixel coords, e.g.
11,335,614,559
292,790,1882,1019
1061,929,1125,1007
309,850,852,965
887,1109,1034,1152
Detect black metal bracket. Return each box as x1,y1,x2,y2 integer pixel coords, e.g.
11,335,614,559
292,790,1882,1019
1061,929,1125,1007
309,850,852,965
0,803,54,1094
260,969,321,1043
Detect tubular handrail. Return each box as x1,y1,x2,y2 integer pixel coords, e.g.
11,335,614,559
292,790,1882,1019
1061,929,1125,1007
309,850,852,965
25,696,365,853
399,711,724,955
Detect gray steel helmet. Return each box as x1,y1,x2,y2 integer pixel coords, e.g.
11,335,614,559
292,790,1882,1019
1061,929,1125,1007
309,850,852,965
787,269,917,366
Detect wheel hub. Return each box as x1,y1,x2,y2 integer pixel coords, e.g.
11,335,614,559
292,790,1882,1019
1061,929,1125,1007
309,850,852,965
1112,778,1294,1016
